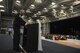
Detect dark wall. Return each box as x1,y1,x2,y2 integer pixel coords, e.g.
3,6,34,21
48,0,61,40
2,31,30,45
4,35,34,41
50,16,80,35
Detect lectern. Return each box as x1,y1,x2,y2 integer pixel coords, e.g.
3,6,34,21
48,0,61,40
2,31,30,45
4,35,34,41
22,23,39,52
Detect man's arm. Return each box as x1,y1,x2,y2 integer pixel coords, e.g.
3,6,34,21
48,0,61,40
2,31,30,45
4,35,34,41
19,17,26,26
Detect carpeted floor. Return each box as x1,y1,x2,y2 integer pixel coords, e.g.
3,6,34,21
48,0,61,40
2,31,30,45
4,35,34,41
0,34,80,53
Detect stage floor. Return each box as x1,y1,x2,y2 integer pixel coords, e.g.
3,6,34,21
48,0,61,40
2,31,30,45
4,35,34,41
0,34,80,53
43,39,80,49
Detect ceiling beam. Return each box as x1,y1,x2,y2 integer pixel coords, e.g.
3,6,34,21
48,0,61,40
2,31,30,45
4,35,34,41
21,0,35,9
3,0,14,14
34,0,52,12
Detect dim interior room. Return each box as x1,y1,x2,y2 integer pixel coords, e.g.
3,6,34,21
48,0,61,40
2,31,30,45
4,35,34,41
0,0,80,53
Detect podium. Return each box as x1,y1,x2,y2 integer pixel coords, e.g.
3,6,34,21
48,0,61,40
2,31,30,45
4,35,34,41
22,23,39,52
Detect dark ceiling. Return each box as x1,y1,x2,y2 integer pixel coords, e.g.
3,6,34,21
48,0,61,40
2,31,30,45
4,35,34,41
0,0,80,19
0,0,80,27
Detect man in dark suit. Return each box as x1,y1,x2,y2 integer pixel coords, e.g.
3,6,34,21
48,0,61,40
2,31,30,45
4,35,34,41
13,8,26,52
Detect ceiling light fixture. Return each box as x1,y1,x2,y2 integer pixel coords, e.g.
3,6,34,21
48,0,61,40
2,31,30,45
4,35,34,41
29,4,35,9
16,2,21,6
49,2,57,9
37,11,41,15
61,5,66,9
35,0,42,3
42,8,48,12
12,10,18,14
26,9,31,13
51,2,56,5
0,0,3,2
0,9,5,12
73,0,80,5
0,5,4,8
31,4,35,7
16,0,21,3
33,14,37,17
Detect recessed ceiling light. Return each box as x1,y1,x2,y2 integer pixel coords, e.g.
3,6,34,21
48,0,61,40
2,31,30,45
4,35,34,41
29,4,35,9
26,9,31,13
42,8,48,12
0,0,3,2
16,3,21,6
12,10,18,14
61,5,66,9
44,8,47,10
33,14,37,17
0,5,4,8
73,0,80,5
49,4,57,9
31,4,35,7
35,0,42,3
51,2,56,5
37,11,41,15
0,9,5,12
16,0,21,3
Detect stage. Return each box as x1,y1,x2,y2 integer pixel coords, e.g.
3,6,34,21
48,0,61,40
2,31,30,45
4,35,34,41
0,34,80,53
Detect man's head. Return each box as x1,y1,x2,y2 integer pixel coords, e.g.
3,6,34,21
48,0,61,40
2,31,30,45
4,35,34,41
19,8,26,15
